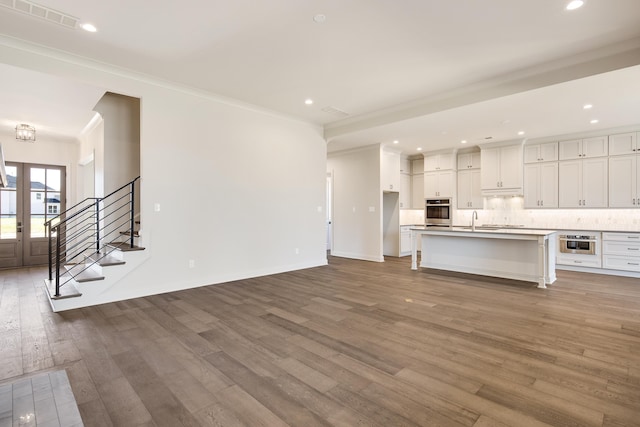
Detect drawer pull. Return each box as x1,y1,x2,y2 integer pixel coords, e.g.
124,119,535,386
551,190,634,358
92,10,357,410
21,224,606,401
627,236,640,239
628,248,640,251
628,263,640,266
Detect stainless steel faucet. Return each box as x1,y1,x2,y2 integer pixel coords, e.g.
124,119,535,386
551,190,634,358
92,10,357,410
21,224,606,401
472,210,478,231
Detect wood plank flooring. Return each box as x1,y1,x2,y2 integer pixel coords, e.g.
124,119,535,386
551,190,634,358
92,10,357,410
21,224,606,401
1,256,640,426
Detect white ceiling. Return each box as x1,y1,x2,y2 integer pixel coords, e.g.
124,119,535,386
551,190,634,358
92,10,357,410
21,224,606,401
0,0,640,153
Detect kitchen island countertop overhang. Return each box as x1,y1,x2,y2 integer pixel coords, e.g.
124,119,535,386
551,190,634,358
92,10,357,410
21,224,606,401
410,227,557,288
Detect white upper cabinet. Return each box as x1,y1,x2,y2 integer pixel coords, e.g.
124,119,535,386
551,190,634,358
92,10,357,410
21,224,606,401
559,136,608,160
412,158,424,175
524,142,558,163
399,173,411,209
524,162,558,208
609,132,638,156
480,142,523,195
558,157,608,208
411,172,424,209
457,151,480,170
424,170,454,198
457,169,482,209
609,155,640,208
424,152,455,171
381,147,401,192
400,155,411,174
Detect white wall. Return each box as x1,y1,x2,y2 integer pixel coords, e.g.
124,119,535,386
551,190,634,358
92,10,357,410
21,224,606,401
327,145,383,262
0,130,78,203
93,92,140,195
0,37,327,304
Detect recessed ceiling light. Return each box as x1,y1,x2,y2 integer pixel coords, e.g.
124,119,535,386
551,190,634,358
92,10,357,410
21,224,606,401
304,99,313,105
518,131,525,136
566,0,584,10
460,140,467,144
583,104,593,109
393,140,399,144
590,119,599,124
417,147,423,151
313,14,326,23
81,23,97,32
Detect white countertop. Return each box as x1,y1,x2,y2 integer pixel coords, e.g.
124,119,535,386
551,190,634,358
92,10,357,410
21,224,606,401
410,226,556,237
401,224,640,234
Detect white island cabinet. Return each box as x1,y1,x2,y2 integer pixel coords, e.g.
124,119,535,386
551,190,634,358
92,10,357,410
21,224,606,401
410,227,556,288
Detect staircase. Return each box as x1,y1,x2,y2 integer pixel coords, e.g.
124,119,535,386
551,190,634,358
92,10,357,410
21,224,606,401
43,177,145,307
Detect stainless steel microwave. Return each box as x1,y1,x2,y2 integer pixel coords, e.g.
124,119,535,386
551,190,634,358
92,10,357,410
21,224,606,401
559,234,597,255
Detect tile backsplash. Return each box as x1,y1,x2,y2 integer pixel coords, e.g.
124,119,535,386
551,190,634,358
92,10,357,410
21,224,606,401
400,197,640,231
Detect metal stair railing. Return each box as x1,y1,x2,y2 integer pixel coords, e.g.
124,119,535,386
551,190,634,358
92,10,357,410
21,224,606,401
44,176,140,297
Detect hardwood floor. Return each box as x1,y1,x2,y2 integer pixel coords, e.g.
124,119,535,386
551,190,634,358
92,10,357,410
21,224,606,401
1,256,639,426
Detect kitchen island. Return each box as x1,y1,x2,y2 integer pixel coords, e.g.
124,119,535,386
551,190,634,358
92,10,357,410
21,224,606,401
410,227,557,288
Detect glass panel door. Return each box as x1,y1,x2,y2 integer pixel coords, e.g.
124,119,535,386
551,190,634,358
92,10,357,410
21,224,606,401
23,164,66,266
0,162,66,268
0,164,22,268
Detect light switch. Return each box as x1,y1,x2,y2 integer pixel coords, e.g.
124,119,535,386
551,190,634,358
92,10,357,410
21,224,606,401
369,206,375,212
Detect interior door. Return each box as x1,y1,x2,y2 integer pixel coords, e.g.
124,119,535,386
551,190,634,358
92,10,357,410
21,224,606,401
0,163,66,268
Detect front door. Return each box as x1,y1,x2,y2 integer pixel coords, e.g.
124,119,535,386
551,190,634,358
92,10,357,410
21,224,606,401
0,163,66,268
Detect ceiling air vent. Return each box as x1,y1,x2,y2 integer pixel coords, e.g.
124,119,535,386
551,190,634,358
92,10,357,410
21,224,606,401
0,0,79,29
321,106,350,118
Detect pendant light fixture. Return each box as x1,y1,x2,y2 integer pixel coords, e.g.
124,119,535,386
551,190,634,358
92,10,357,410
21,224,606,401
16,124,36,142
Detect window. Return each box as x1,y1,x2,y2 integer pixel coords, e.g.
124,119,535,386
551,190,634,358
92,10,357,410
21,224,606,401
47,205,58,214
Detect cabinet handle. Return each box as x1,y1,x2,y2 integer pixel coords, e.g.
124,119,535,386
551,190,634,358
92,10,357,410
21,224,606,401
628,248,639,251
629,263,640,266
627,236,640,239
541,200,543,206
390,184,393,189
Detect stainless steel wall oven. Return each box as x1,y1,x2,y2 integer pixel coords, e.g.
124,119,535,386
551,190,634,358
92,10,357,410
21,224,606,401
425,198,452,227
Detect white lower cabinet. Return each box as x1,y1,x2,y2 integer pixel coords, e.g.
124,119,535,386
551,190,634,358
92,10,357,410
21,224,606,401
400,226,412,256
603,232,640,272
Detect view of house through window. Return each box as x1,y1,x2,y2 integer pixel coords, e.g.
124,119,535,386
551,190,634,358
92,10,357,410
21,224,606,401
0,164,63,238
0,164,18,239
30,167,62,238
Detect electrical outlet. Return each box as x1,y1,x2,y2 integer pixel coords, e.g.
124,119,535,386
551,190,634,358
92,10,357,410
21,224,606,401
294,248,299,255
154,203,161,212
188,259,195,268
